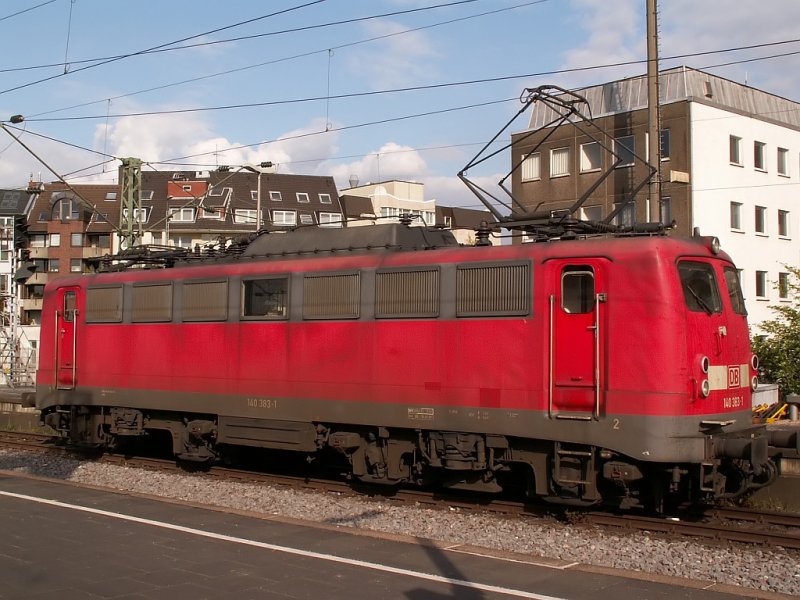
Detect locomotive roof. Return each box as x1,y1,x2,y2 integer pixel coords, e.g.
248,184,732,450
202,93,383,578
241,223,460,258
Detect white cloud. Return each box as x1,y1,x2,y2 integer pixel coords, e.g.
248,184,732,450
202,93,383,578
327,141,428,188
558,0,800,99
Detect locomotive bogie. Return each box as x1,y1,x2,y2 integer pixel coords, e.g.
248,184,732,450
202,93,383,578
34,226,775,510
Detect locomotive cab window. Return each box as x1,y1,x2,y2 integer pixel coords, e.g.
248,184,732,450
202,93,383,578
242,277,288,319
678,261,722,314
63,291,76,322
723,266,747,315
562,267,595,314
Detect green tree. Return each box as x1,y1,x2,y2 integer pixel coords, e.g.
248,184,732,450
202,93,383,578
751,265,800,395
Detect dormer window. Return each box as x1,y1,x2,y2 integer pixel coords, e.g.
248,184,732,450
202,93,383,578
51,197,80,220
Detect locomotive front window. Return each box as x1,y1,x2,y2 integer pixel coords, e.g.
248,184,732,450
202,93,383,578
678,261,722,314
562,268,595,314
242,278,288,319
723,266,747,315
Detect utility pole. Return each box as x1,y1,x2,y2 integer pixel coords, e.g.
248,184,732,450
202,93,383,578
120,157,143,249
646,0,662,223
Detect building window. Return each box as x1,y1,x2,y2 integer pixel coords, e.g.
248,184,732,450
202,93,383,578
730,202,742,230
550,147,570,177
755,206,767,234
105,192,117,201
755,271,768,299
579,142,602,172
580,205,602,221
269,191,282,201
660,129,671,159
30,234,46,248
613,135,635,167
122,208,149,223
49,233,60,247
299,214,314,225
319,193,332,204
779,272,790,300
778,210,790,237
167,207,195,222
71,233,83,247
754,141,766,171
659,197,672,225
70,258,82,273
88,234,111,248
319,212,343,228
250,191,258,201
272,210,297,226
521,152,540,181
48,259,60,272
234,209,257,224
730,135,742,165
612,202,635,227
296,192,310,203
778,148,789,176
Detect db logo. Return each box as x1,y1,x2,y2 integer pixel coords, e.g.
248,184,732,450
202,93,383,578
727,366,741,388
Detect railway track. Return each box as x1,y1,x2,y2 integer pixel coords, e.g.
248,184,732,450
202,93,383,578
2,432,799,550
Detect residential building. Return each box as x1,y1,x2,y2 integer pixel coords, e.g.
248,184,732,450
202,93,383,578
511,66,800,329
139,170,344,249
340,179,496,244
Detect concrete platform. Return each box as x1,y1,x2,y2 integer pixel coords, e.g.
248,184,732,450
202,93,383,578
0,471,790,600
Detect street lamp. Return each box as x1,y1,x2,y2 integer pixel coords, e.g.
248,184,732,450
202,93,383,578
242,162,273,231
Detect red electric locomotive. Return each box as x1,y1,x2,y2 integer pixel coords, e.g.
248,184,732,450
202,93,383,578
32,222,772,510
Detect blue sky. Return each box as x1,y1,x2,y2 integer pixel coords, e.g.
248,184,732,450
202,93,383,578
0,0,797,210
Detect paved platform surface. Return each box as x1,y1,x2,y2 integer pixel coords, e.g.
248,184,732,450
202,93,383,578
0,472,785,600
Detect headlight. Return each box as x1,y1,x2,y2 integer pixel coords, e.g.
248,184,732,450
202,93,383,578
700,356,710,374
751,376,758,391
751,355,759,371
700,379,711,397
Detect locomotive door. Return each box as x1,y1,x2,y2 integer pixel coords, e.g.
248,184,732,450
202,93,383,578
547,260,607,419
55,286,79,390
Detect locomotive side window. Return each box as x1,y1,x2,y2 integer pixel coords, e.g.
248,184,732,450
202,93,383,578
456,262,530,317
561,267,595,314
132,283,173,322
678,261,722,314
183,280,228,321
723,267,747,315
242,277,288,319
303,272,360,320
63,291,76,322
86,286,122,323
376,268,439,318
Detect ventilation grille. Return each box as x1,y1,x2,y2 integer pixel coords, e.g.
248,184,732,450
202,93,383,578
376,269,439,318
457,263,530,316
303,273,360,319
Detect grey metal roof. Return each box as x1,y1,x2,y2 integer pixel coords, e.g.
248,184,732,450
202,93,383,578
0,189,34,215
526,66,800,131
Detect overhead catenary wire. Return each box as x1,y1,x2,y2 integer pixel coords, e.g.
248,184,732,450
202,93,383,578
24,0,542,120
15,39,800,125
3,0,487,78
0,0,332,96
0,0,57,23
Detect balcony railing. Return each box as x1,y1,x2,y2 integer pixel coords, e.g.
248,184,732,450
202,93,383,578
21,297,43,311
83,246,111,258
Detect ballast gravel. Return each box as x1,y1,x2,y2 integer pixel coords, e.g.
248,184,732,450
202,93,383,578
1,449,798,597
